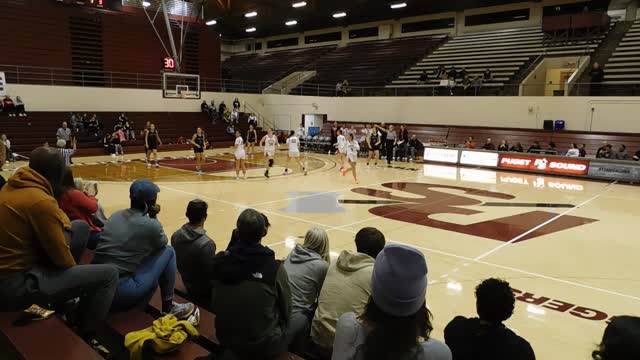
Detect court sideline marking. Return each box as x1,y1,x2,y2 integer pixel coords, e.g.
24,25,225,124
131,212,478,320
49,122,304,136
472,180,618,261
158,183,640,303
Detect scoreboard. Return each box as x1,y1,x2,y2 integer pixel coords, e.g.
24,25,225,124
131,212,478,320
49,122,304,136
57,0,122,11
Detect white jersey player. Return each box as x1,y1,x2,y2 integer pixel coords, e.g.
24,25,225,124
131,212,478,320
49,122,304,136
233,130,246,180
259,128,279,178
341,133,360,184
284,131,307,176
334,130,347,171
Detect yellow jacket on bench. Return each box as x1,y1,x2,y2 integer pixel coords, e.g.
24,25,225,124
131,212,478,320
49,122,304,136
124,314,199,360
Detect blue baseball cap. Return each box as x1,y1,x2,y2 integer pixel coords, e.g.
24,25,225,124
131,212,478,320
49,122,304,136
129,179,160,202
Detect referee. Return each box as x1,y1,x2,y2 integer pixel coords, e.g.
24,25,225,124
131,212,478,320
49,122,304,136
385,124,397,166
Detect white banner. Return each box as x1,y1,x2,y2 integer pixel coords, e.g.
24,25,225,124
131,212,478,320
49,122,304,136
423,148,459,163
0,72,6,96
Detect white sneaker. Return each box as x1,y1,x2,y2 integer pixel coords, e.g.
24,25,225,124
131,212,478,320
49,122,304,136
146,163,151,168
155,163,159,168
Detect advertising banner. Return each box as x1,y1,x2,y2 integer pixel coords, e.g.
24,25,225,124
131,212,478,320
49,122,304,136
588,161,640,182
460,150,499,167
498,154,589,176
423,148,459,164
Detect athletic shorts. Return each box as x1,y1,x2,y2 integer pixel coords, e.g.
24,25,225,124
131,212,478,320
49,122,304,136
193,146,204,154
348,154,358,163
235,151,246,160
148,144,158,150
264,148,275,157
370,145,380,152
289,151,300,158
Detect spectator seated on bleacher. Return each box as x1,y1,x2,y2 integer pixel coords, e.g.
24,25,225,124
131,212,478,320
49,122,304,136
527,141,542,153
170,199,216,305
497,140,509,152
596,144,613,159
310,227,386,357
510,142,524,152
201,100,210,114
592,316,640,360
464,136,477,149
615,145,628,160
566,143,581,157
482,138,496,151
92,179,196,319
484,68,493,81
283,228,330,353
333,244,452,360
1,134,14,162
445,278,535,360
408,135,424,161
210,209,292,359
0,146,118,348
2,95,15,116
14,96,26,116
58,168,101,249
418,71,429,84
233,97,241,111
579,144,587,157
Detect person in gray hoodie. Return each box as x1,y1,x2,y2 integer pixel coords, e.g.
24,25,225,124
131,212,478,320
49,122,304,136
171,199,216,305
310,227,386,357
283,227,331,353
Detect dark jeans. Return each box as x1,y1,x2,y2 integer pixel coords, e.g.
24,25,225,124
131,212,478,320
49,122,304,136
0,221,118,337
111,246,176,311
286,310,313,355
386,139,395,164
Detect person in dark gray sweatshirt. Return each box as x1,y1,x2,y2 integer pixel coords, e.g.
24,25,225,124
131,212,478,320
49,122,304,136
283,228,330,353
171,199,216,305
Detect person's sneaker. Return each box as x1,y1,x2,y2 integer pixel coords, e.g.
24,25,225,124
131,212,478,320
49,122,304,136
304,168,308,176
243,174,247,180
155,163,160,168
147,163,151,168
166,302,196,320
264,170,269,178
88,339,111,359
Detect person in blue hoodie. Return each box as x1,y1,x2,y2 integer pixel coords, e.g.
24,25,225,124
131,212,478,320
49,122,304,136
171,199,216,305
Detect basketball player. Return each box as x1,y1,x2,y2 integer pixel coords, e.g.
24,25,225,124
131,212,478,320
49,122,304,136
341,133,360,184
111,126,126,162
284,130,307,176
191,127,208,175
259,128,279,178
247,124,257,156
142,121,151,164
145,123,162,168
233,130,247,180
334,129,347,171
366,127,382,168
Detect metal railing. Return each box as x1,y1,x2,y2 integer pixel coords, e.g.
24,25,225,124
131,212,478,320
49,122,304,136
2,63,640,97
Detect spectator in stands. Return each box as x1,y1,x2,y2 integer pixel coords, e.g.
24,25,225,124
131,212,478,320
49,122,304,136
528,141,541,153
395,124,409,161
297,123,306,138
634,150,640,161
462,74,472,96
473,75,483,96
566,143,580,157
14,96,26,116
284,228,330,353
596,141,609,158
597,145,614,159
248,113,258,127
510,142,524,152
1,134,14,162
547,142,557,153
592,316,640,360
579,143,587,157
56,139,76,167
201,100,210,114
433,65,445,79
448,66,458,80
124,120,135,140
465,136,477,149
418,71,429,85
102,133,114,155
385,124,397,165
88,115,100,137
590,62,605,96
408,134,423,161
482,138,496,150
458,67,468,80
92,179,196,318
2,95,15,116
218,101,227,121
58,168,101,249
233,97,241,111
336,81,343,96
497,140,509,151
209,100,217,123
484,68,493,81
445,278,535,360
0,146,118,347
615,144,628,160
171,199,216,305
342,80,351,96
117,113,128,128
211,208,291,359
311,227,386,356
57,121,72,145
333,244,452,360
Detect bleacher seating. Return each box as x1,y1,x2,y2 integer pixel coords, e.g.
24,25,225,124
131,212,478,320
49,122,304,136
603,19,640,83
388,26,607,94
290,35,447,96
0,112,245,156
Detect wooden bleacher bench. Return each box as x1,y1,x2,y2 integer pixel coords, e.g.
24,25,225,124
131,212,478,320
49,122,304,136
0,311,102,360
105,309,209,360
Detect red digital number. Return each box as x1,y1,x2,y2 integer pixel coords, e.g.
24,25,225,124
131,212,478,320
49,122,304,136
163,57,175,70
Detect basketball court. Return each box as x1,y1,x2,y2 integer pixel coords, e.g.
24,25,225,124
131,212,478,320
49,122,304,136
2,146,637,360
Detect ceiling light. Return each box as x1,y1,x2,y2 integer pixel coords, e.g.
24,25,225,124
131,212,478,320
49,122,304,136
292,1,307,8
245,11,258,18
333,12,347,18
142,1,151,7
246,27,256,33
390,2,407,9
285,20,298,26
205,19,217,26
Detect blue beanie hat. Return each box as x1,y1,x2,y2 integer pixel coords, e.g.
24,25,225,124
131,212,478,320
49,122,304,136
129,179,160,202
371,244,428,317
